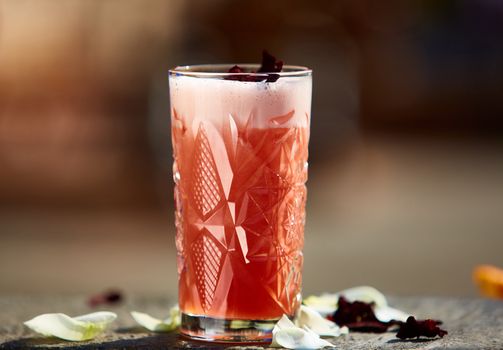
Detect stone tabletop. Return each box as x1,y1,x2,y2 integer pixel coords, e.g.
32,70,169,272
0,295,502,349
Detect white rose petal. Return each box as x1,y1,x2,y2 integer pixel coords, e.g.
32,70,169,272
130,305,180,332
374,306,409,323
24,311,116,341
304,286,389,316
303,326,336,348
271,315,334,349
302,295,340,317
295,305,348,337
304,286,410,323
335,286,388,308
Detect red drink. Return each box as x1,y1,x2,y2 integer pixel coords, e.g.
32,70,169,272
169,65,312,342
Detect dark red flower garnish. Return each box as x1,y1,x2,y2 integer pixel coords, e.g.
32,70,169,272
396,316,447,339
257,50,283,82
87,289,123,307
257,50,283,73
225,64,257,82
228,65,245,74
330,296,448,338
343,321,393,333
332,297,400,333
226,50,283,82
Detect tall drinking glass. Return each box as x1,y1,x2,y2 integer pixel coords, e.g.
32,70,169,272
169,64,312,342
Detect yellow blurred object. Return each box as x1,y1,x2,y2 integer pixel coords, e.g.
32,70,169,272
473,265,503,299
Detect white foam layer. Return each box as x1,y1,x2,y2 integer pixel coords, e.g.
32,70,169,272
169,75,312,129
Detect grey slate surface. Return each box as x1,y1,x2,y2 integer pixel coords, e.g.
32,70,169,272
0,295,502,349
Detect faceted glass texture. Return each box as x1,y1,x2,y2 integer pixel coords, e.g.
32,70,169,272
169,65,312,333
172,106,309,321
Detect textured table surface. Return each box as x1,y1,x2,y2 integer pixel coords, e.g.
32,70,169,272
0,295,502,349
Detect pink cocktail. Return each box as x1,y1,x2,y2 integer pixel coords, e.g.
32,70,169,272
169,64,312,342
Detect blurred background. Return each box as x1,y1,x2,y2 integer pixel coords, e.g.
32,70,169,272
1,0,502,298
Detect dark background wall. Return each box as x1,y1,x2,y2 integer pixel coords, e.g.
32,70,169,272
1,0,502,297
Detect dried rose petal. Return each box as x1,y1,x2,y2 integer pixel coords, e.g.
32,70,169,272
87,289,123,307
396,316,447,339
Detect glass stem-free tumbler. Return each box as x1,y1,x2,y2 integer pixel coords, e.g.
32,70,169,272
169,64,312,342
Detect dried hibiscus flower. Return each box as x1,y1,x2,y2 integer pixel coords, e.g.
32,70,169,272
396,316,447,339
257,50,283,82
87,289,123,307
331,297,400,333
227,65,244,74
226,50,283,82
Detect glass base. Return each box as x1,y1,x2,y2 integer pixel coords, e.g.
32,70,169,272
180,312,278,343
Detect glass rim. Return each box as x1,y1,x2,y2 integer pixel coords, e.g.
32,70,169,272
169,64,312,79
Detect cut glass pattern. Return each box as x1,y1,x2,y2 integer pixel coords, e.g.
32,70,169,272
192,233,223,312
173,111,309,319
192,125,222,217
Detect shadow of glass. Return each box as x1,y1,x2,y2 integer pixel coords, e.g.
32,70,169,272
114,326,151,334
0,333,267,349
387,337,440,344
